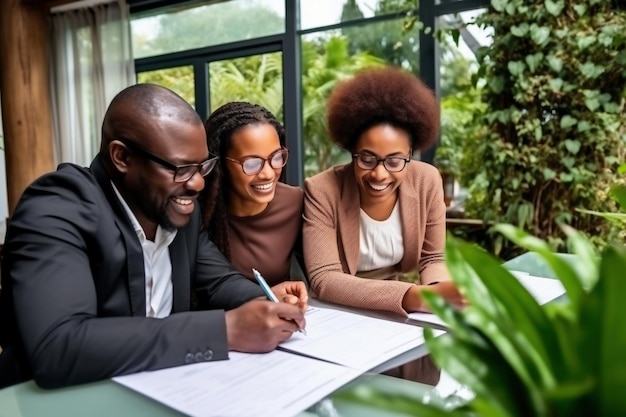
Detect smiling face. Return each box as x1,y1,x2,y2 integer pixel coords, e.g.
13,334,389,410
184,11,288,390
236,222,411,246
225,123,283,217
353,124,412,214
120,117,209,239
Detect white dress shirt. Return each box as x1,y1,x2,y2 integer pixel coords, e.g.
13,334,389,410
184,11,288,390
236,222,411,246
112,183,177,318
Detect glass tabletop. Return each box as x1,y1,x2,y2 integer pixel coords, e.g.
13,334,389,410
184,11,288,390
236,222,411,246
0,371,439,417
0,251,568,417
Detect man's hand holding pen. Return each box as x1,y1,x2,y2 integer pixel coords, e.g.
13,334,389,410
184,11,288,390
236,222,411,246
224,300,306,352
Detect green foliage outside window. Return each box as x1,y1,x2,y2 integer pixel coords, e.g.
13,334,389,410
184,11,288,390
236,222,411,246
208,52,284,118
340,0,420,73
132,1,284,59
138,66,195,107
136,0,426,177
301,36,384,177
456,1,626,257
435,34,487,178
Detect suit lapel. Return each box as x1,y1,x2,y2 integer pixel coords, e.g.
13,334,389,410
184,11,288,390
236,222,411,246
169,234,190,313
119,225,147,316
91,156,147,317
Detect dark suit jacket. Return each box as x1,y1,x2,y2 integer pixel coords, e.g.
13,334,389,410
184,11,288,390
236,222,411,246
0,156,264,389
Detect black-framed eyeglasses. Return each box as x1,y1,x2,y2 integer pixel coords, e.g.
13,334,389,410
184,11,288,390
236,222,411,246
352,153,411,173
119,139,218,183
225,148,289,176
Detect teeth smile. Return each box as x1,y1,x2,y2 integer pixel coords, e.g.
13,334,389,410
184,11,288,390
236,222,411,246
253,183,273,190
369,183,390,191
173,198,193,205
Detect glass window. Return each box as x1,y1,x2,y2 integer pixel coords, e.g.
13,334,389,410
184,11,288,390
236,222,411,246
435,9,491,209
137,66,195,107
131,0,285,59
208,52,283,118
299,0,411,30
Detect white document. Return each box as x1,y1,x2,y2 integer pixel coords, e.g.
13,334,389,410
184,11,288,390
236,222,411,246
279,306,426,370
113,350,362,417
407,311,447,328
407,271,566,328
510,271,566,305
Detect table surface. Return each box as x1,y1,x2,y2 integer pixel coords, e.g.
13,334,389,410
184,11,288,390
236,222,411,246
0,251,569,417
0,298,434,417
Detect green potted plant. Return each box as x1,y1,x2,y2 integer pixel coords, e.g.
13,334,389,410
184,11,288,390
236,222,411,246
334,221,626,416
333,162,626,415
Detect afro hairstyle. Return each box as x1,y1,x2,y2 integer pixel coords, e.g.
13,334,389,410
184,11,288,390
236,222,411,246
326,66,440,152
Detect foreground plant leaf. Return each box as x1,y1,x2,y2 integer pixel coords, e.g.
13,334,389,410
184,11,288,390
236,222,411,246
579,246,626,415
446,236,560,390
492,224,584,308
333,383,471,417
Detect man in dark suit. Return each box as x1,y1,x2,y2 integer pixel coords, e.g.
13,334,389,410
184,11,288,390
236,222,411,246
0,84,307,389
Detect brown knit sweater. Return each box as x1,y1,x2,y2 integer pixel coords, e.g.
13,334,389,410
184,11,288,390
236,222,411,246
227,182,303,287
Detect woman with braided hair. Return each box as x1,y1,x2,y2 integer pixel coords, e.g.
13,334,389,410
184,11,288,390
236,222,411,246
200,102,304,288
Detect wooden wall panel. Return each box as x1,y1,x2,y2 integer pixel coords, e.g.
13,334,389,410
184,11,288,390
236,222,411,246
0,0,55,215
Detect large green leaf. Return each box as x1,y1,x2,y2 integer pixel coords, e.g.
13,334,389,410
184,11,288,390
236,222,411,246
579,246,626,414
542,303,586,382
492,225,584,307
421,289,489,349
448,237,561,386
425,329,528,417
333,384,471,417
561,225,599,290
609,184,626,210
576,208,626,224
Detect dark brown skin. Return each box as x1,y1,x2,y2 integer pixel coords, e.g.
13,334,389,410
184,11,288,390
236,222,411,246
103,84,308,352
402,281,466,313
225,298,306,352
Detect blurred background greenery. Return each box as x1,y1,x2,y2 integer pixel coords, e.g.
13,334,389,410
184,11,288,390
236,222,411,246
133,0,626,261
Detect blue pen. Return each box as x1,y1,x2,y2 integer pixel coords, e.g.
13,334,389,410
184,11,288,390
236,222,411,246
252,268,306,335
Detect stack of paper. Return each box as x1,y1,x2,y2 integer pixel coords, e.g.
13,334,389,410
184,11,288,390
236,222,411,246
115,350,361,417
279,306,426,370
114,306,428,417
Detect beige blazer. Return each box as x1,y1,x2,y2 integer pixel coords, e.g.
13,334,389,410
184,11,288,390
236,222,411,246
303,160,449,316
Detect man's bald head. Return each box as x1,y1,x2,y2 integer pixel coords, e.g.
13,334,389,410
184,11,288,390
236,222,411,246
100,83,202,152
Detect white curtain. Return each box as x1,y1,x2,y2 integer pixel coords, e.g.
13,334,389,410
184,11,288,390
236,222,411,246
50,0,135,166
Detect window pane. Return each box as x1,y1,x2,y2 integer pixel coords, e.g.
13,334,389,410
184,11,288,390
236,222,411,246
132,0,285,59
208,52,283,119
137,66,195,107
436,9,491,209
301,17,419,177
300,0,412,30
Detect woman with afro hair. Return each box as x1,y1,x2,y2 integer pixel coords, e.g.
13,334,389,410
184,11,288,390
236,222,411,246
303,66,465,318
199,102,306,293
303,66,465,384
